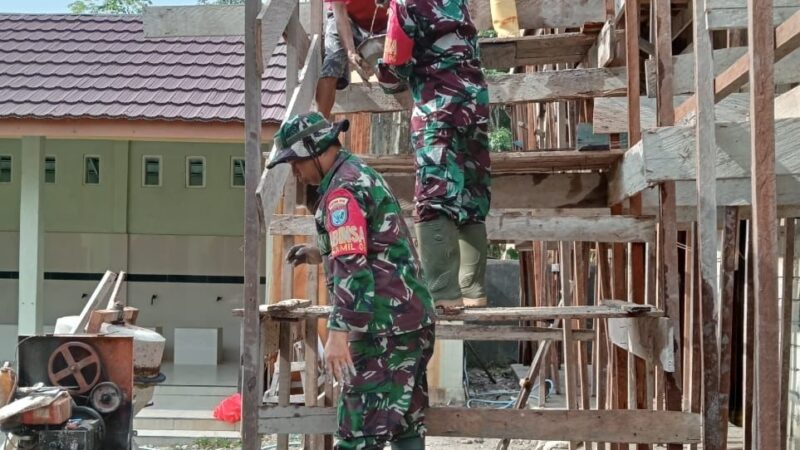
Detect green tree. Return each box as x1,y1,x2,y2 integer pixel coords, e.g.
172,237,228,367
198,0,245,4
68,0,152,14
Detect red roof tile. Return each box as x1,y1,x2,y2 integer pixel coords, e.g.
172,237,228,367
0,14,286,123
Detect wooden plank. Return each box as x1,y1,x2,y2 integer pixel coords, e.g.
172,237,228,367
592,95,749,134
480,33,597,69
607,119,800,204
436,323,595,341
106,271,126,309
359,150,623,174
469,0,606,31
331,68,627,114
706,1,799,30
259,407,702,443
242,0,263,449
776,84,800,118
269,213,657,243
277,322,293,450
692,0,723,446
781,218,796,449
644,47,800,97
718,207,739,447
256,35,321,225
562,317,580,450
71,271,116,334
249,304,664,321
750,0,781,444
675,10,800,121
574,242,592,418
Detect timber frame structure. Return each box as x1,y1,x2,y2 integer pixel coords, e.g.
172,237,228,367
143,0,800,449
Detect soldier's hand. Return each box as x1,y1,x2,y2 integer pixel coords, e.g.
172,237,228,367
286,244,322,266
325,331,356,384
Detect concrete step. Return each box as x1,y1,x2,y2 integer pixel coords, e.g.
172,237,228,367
134,429,240,447
135,409,239,433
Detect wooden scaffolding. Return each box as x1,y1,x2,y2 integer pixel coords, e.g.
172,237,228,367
143,0,800,449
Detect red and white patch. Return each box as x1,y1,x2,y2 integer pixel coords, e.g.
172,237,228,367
325,188,367,257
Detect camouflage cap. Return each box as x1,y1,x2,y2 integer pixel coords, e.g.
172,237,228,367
266,112,349,169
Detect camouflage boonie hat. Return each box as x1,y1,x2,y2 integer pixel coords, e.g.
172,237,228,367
266,112,350,169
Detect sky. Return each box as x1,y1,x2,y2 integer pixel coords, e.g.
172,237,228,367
0,0,199,14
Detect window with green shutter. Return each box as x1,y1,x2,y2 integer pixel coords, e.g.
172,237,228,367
0,155,11,183
44,156,56,184
143,156,161,187
84,156,100,184
232,157,245,187
186,157,205,188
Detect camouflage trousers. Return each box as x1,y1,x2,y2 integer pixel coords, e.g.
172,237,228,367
412,123,491,225
336,326,435,450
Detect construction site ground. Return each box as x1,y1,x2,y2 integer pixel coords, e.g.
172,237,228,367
140,368,745,450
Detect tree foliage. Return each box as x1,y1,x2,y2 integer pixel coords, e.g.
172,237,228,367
69,0,152,14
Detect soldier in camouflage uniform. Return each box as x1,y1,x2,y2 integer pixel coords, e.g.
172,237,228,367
375,0,492,309
267,112,436,450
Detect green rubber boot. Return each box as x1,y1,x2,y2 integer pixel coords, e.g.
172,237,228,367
459,222,488,308
415,216,462,307
391,436,426,450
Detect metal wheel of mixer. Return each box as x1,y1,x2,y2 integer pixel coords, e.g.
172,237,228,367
47,342,102,394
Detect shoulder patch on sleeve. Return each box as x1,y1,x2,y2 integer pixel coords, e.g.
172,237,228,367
325,188,367,257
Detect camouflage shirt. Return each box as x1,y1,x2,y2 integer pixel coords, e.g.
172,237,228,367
316,150,436,335
375,0,489,130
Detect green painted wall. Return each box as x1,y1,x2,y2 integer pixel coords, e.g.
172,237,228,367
128,141,245,236
43,140,125,234
0,138,269,237
0,139,21,232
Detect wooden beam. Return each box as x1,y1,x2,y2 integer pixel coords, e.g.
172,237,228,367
592,95,749,134
706,0,799,30
607,119,800,204
479,33,598,69
750,0,781,446
71,271,116,334
436,324,595,341
718,207,739,447
645,47,800,97
469,0,606,31
259,407,702,444
781,218,796,448
258,0,302,76
256,35,321,226
242,0,263,449
268,213,657,243
675,10,800,121
294,172,609,212
331,68,627,114
242,303,664,321
359,150,623,174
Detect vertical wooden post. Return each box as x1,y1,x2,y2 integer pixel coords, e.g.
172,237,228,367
719,207,740,446
781,218,796,449
749,0,779,445
305,259,321,450
574,242,591,414
595,243,611,450
242,0,263,448
692,0,722,444
561,241,578,450
744,226,755,449
609,206,628,450
278,321,293,450
653,0,682,440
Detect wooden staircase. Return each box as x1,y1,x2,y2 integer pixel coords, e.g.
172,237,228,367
142,0,800,449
